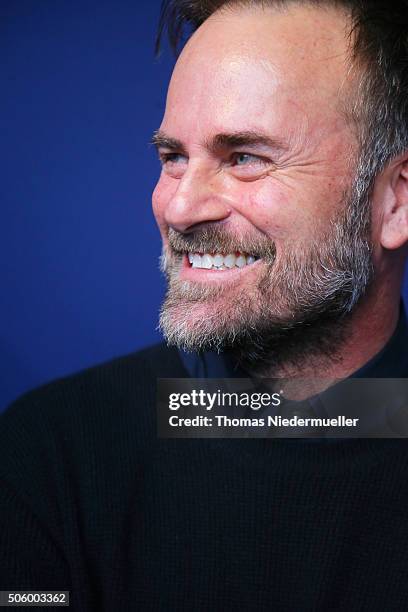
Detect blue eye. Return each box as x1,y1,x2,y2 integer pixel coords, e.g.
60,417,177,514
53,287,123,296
233,153,269,167
159,152,188,178
160,153,188,165
235,153,253,165
229,152,272,178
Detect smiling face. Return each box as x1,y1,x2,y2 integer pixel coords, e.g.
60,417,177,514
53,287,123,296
152,3,373,367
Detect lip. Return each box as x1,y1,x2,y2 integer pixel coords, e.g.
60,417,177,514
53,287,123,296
178,253,263,283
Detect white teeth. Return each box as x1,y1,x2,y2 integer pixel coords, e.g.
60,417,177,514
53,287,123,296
224,254,236,268
187,252,258,270
192,254,202,268
212,254,224,268
201,254,213,269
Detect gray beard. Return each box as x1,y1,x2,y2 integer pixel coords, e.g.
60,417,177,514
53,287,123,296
158,185,374,374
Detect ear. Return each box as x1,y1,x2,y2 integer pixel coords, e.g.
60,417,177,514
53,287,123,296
379,155,408,250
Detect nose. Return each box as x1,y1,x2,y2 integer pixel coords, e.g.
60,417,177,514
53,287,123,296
163,164,231,233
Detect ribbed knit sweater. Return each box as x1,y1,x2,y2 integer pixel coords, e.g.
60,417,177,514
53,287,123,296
1,343,408,611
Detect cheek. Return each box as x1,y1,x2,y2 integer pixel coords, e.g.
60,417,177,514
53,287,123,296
241,178,343,243
235,182,296,240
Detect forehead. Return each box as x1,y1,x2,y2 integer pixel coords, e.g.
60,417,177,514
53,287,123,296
161,4,355,143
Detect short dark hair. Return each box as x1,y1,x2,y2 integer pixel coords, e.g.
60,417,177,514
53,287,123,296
156,0,408,194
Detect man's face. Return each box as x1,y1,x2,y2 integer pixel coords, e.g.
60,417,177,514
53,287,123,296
152,4,372,362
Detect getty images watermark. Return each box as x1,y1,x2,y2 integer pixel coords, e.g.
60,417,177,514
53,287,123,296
156,378,408,438
166,387,358,431
168,388,282,411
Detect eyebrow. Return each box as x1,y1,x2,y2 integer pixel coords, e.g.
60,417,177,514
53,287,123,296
150,129,289,155
151,131,187,153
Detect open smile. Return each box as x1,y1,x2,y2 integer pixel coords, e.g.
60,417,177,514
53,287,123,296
176,251,262,282
187,251,260,270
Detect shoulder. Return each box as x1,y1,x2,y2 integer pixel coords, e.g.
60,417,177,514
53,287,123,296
3,342,186,422
0,343,187,490
0,343,188,578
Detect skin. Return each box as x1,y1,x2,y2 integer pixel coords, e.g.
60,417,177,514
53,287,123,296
152,3,408,380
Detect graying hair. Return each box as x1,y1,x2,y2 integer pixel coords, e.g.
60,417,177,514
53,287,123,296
157,0,408,203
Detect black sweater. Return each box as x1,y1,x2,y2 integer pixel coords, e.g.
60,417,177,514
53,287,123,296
1,343,408,611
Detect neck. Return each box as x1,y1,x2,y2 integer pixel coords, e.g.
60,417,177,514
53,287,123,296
240,291,401,394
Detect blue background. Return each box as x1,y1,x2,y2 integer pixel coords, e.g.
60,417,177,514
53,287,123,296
1,1,407,411
1,0,174,410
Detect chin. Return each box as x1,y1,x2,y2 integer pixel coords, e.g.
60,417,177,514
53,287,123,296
158,284,270,353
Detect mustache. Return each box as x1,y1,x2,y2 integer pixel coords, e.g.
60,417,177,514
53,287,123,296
166,226,277,261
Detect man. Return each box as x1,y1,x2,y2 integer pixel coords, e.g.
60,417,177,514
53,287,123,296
1,0,408,610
